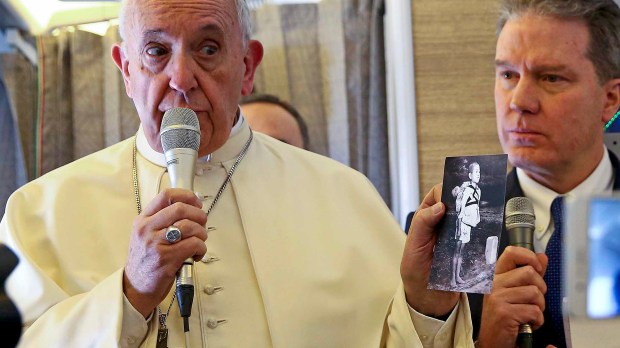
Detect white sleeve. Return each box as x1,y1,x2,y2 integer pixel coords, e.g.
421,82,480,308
1,215,151,348
384,283,475,348
121,294,152,348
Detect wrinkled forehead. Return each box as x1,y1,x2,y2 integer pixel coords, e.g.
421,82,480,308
123,0,241,41
496,13,591,61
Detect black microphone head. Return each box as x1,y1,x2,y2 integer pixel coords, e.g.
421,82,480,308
160,108,200,152
0,245,22,348
505,197,535,230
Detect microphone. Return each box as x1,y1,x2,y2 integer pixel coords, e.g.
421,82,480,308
0,244,21,348
505,197,536,348
160,107,200,332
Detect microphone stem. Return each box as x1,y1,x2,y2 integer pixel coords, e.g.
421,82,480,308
176,260,194,335
517,323,533,348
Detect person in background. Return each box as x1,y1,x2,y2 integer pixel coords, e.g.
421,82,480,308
0,0,474,346
240,93,309,150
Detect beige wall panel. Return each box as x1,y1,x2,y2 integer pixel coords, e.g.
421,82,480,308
412,0,503,196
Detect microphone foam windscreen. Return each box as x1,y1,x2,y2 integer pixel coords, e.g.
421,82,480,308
505,197,535,229
160,107,201,152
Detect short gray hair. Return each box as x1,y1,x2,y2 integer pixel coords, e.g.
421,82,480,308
236,0,253,46
497,0,620,83
119,0,253,46
118,0,129,41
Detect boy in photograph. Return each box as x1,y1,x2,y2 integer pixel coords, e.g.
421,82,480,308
452,162,481,286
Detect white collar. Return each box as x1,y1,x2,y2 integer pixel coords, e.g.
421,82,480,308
136,112,248,168
517,147,614,240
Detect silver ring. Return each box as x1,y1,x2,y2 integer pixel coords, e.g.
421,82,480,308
165,226,182,244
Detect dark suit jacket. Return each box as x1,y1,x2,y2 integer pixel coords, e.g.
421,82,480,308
469,151,620,348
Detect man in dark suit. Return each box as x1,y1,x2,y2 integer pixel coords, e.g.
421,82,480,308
407,0,620,346
470,1,620,347
468,154,620,347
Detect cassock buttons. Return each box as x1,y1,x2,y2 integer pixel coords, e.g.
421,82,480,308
207,318,227,329
201,254,220,263
195,192,213,201
204,284,223,295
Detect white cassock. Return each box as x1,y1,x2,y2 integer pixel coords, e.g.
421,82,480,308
0,116,473,347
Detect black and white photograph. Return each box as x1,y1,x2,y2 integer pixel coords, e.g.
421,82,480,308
428,154,508,294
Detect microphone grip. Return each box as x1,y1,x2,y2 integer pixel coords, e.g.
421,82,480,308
508,226,534,251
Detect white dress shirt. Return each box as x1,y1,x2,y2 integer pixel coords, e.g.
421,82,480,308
516,147,614,253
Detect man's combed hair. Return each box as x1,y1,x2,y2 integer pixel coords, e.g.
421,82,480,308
498,0,620,83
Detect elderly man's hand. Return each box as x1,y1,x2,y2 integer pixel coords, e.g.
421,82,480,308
476,246,548,348
123,189,208,318
400,184,460,317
